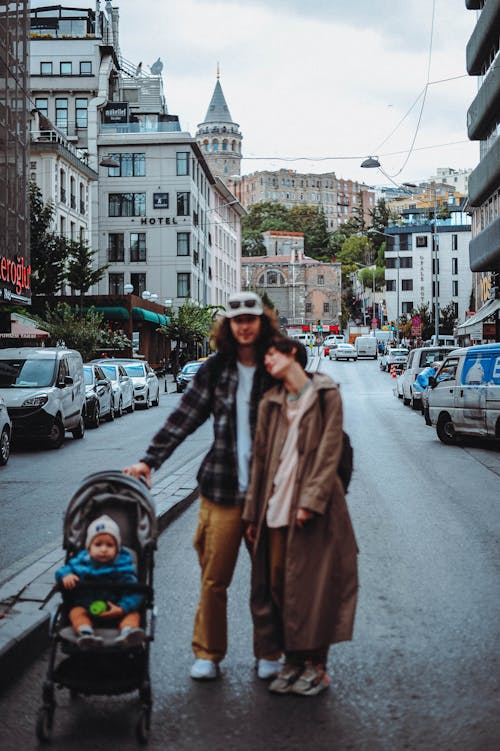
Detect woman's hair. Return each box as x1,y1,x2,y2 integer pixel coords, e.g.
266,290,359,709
211,306,281,361
266,334,308,369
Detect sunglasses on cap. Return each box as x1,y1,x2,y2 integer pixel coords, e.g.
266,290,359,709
228,298,258,311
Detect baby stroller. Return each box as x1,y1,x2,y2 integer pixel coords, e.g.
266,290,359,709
36,470,157,744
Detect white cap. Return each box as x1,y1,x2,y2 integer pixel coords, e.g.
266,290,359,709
85,515,121,549
224,291,264,319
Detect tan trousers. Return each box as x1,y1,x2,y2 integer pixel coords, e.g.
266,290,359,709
69,606,140,633
192,496,244,662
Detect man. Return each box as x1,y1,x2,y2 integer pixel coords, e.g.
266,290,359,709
124,292,282,680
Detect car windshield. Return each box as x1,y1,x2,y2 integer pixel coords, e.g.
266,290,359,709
83,367,94,386
390,350,408,356
182,363,202,375
0,358,56,388
99,365,118,381
121,363,146,377
338,345,352,349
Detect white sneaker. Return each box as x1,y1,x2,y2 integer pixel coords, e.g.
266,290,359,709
257,658,282,680
190,658,219,680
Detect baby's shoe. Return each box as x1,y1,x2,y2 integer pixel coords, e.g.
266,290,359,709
114,626,145,648
77,626,103,650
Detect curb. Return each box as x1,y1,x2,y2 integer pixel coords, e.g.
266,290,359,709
0,484,199,694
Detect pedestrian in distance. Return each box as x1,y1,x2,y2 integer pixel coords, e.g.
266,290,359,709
55,515,145,649
243,335,358,696
123,291,284,681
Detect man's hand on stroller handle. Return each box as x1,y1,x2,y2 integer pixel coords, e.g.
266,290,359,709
62,573,79,589
123,461,152,488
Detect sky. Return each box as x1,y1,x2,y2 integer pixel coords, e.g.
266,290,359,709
107,1,478,186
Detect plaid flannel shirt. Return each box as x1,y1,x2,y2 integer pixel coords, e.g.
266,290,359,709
141,354,273,506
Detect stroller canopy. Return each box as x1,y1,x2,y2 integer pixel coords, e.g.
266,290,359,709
63,471,157,554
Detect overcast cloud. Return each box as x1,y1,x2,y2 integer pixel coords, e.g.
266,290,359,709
109,1,478,184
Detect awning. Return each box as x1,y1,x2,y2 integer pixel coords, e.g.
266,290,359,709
455,298,500,333
81,306,130,321
132,307,168,326
0,320,49,338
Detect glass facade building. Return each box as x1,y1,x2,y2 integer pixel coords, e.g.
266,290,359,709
0,1,30,306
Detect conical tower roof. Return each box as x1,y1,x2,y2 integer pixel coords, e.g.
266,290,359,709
203,79,233,124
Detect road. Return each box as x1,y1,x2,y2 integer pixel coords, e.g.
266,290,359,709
1,358,499,750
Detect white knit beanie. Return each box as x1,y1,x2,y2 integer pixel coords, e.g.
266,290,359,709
85,515,121,549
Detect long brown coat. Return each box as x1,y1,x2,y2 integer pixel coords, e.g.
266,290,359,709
242,373,358,655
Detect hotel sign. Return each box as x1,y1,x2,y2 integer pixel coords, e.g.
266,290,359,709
102,102,128,124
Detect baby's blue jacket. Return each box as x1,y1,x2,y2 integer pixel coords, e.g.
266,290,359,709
55,547,143,614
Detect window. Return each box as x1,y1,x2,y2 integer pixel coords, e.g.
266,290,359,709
177,272,190,297
402,302,413,315
452,280,459,296
108,153,145,177
452,234,458,251
79,61,92,75
267,271,278,285
416,236,428,247
176,152,189,176
452,257,458,275
35,98,48,117
109,273,124,295
177,232,190,256
399,257,413,269
108,234,124,262
55,98,68,132
60,169,66,203
75,98,88,128
40,62,53,75
108,193,146,217
60,61,72,75
317,274,324,285
130,233,146,262
305,303,312,313
401,279,413,291
386,280,396,292
70,177,76,209
177,192,190,216
323,302,330,313
386,258,397,269
79,183,85,214
432,282,440,297
130,273,146,296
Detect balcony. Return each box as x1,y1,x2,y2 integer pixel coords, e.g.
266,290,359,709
100,121,181,135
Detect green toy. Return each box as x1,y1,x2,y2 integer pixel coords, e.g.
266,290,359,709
89,600,108,616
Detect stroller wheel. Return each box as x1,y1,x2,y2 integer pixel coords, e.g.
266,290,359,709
136,707,150,744
35,705,54,743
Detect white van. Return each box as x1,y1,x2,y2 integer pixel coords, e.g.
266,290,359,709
355,336,378,359
428,343,500,444
0,347,86,448
400,346,456,409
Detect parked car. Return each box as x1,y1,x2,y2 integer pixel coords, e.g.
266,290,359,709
91,361,135,416
330,343,358,361
400,346,456,408
83,364,114,427
111,359,160,408
0,347,85,449
355,336,378,359
428,343,500,444
379,347,409,372
323,335,345,348
176,360,203,392
0,394,11,465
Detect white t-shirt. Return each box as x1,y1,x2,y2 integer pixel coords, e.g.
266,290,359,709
236,362,256,493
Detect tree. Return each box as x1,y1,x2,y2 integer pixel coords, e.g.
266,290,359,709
66,240,109,307
288,206,330,259
440,302,458,334
157,299,220,362
33,303,105,361
29,182,69,296
368,198,396,252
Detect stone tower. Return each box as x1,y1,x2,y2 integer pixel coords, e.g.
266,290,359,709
196,70,242,178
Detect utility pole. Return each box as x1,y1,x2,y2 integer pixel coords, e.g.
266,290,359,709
433,208,440,343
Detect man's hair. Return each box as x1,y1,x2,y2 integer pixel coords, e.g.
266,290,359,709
266,334,308,369
211,306,281,360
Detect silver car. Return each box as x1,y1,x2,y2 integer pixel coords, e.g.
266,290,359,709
91,361,135,416
0,394,11,465
330,344,358,361
113,359,160,408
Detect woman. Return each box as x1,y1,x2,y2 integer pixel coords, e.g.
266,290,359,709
243,336,358,696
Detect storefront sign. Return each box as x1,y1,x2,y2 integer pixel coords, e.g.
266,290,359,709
0,254,31,303
102,102,128,124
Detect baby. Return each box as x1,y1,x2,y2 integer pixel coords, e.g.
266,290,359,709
55,515,145,649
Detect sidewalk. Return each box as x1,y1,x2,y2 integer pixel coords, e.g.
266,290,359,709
0,445,200,692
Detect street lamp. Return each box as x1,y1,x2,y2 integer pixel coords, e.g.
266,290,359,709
124,283,134,295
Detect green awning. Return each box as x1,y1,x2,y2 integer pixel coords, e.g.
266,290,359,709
83,306,130,321
158,313,169,325
132,307,161,324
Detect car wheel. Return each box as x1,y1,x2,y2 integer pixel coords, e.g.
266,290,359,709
144,390,151,409
116,398,123,418
436,413,458,444
46,417,65,449
410,393,419,410
403,395,411,406
128,398,135,413
90,403,100,428
106,401,115,422
72,413,85,439
152,389,160,407
0,426,10,465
